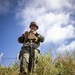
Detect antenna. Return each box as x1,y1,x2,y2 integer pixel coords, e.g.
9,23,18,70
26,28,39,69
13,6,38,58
17,53,19,60
0,53,3,61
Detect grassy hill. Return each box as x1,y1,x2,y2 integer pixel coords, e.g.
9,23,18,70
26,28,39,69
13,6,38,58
0,50,75,75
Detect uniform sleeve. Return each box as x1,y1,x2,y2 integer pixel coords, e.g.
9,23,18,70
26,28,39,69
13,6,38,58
37,34,44,43
18,34,25,43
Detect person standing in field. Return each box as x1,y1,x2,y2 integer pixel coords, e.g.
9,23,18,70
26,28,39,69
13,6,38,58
18,21,44,75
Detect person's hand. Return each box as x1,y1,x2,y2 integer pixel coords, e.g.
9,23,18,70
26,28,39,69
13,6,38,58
28,33,38,42
24,31,29,38
30,30,36,34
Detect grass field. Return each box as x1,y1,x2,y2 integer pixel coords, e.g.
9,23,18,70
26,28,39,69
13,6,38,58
0,50,75,75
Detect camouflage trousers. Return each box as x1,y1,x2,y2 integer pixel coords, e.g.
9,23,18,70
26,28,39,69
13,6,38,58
19,46,39,74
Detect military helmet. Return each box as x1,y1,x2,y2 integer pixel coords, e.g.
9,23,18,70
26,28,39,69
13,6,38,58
29,22,38,29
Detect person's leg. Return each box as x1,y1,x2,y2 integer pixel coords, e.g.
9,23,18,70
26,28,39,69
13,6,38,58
20,48,30,75
34,49,40,63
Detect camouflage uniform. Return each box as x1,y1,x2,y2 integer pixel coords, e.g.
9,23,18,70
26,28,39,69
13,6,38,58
18,31,44,74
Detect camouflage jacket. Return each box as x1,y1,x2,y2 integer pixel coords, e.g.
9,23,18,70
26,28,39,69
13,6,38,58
18,32,44,48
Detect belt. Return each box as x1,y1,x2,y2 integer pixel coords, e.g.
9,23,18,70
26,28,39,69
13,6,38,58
23,42,39,49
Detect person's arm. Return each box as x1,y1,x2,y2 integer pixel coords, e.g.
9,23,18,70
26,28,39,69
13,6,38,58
18,31,29,43
37,34,44,43
18,34,24,43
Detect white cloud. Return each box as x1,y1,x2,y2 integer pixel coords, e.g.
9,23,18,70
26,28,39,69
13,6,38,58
26,0,72,10
41,0,67,9
45,24,75,43
35,13,75,44
17,0,75,18
57,41,75,52
16,0,74,23
37,12,69,33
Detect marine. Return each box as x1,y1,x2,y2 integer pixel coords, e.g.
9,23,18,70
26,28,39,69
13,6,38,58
18,21,44,75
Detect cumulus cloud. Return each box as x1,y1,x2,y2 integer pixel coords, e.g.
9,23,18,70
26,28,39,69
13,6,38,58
57,41,75,53
40,0,70,10
45,24,75,43
16,0,75,52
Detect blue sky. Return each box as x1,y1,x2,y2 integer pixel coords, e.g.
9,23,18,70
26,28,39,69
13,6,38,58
0,0,75,66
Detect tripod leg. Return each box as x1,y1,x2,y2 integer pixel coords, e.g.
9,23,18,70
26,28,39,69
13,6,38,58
28,49,35,74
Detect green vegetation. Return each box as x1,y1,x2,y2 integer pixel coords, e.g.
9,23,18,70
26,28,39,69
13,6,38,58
0,50,75,75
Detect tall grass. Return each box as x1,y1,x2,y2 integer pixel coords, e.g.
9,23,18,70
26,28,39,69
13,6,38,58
0,50,75,75
0,62,19,75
